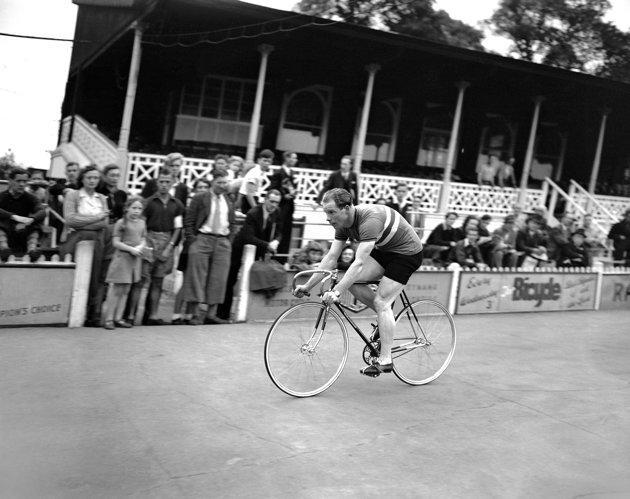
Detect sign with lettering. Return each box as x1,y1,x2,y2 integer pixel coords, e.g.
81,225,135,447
0,265,74,326
457,271,597,314
599,274,630,310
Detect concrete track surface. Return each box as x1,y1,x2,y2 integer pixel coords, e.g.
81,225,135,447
1,310,629,498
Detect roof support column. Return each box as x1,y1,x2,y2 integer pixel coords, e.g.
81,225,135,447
246,44,274,163
354,63,380,199
588,108,610,195
438,81,469,213
117,23,143,188
518,96,544,207
554,131,568,182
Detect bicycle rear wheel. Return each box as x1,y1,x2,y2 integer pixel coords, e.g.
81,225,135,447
264,302,349,397
392,299,456,385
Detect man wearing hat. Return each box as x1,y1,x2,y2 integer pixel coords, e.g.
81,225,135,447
141,152,190,206
559,228,589,267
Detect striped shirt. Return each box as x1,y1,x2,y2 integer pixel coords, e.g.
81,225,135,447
334,204,423,255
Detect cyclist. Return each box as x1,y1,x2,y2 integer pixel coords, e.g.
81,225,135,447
294,188,423,376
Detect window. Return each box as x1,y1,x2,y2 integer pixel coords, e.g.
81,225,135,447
417,108,452,169
180,76,257,122
352,99,401,163
476,116,516,171
276,86,332,155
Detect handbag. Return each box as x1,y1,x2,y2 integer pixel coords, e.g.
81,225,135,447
249,254,286,294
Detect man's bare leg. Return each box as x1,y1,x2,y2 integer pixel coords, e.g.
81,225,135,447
372,276,404,364
347,256,384,311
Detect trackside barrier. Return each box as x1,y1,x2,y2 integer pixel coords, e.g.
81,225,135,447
68,240,94,328
239,264,630,322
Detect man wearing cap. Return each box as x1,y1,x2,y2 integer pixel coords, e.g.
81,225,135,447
559,229,589,267
141,152,189,206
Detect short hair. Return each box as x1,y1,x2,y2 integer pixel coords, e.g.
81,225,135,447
214,154,229,163
65,161,79,169
466,226,479,234
395,182,408,190
102,163,120,176
77,164,100,185
322,188,352,208
283,151,296,161
211,169,229,179
164,152,183,166
157,167,172,178
8,167,28,179
267,189,281,198
526,215,542,225
341,155,353,163
193,177,211,190
481,214,492,222
504,215,515,223
445,211,458,219
258,149,275,160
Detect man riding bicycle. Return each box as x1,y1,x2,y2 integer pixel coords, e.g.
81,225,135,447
294,188,424,376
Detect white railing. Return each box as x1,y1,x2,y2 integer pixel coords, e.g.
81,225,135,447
127,152,545,215
61,115,118,168
567,180,618,224
571,190,629,222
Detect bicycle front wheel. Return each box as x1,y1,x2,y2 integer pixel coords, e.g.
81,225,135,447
392,299,456,385
264,302,349,397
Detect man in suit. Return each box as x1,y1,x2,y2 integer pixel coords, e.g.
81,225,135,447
448,226,487,269
141,152,189,206
387,182,411,219
316,155,358,204
182,170,237,325
216,189,282,321
269,151,297,262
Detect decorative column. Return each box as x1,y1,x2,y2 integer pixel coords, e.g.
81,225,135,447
438,81,469,213
354,63,380,200
518,96,544,207
245,44,274,163
554,132,569,182
117,23,144,188
588,108,610,195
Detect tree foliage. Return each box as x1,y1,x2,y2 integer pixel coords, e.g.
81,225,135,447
295,0,484,50
0,150,19,180
487,0,630,81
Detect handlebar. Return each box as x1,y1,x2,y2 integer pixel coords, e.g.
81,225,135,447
292,269,338,296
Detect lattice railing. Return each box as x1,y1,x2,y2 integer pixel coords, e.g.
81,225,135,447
63,115,118,168
127,152,544,215
571,192,629,221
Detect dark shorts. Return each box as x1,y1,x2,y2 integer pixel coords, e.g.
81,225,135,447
369,248,423,285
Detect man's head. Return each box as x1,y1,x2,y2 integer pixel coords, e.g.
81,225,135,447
264,189,281,214
322,188,354,230
526,215,542,231
193,178,211,194
503,214,515,227
480,214,492,228
8,167,29,195
164,152,184,178
444,211,458,228
102,164,121,188
78,165,101,191
156,168,174,195
257,149,275,172
572,228,586,246
561,213,575,229
283,151,297,168
533,206,547,218
412,196,422,209
228,156,243,175
466,226,479,243
211,169,229,195
583,214,593,227
213,154,229,172
65,162,79,183
340,155,352,173
394,182,408,202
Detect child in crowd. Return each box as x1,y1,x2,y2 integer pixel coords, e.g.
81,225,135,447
289,240,325,271
102,197,147,330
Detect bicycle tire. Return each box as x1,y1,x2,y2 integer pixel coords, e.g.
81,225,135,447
264,302,349,397
391,299,456,385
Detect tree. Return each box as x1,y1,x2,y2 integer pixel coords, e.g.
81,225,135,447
0,150,19,180
295,0,484,51
486,0,630,81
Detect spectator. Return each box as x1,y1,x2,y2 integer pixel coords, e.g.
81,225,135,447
424,211,460,265
511,204,527,230
581,214,606,260
141,152,189,206
477,155,497,186
213,154,230,174
227,156,244,195
0,167,46,261
458,215,480,241
387,182,410,218
448,226,487,269
607,208,630,266
26,168,50,203
337,245,355,271
477,214,493,264
182,170,236,325
238,149,274,213
375,197,387,205
497,157,517,188
491,214,518,268
548,213,574,265
171,177,211,325
406,195,425,238
102,197,146,330
48,162,80,244
134,168,185,326
269,151,297,263
289,240,325,271
60,165,109,325
558,229,590,268
316,155,358,205
216,189,282,321
515,216,548,267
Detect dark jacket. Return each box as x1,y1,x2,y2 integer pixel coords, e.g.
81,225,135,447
184,191,236,240
386,200,411,219
317,170,358,203
235,204,282,259
426,224,461,247
96,182,128,223
448,239,484,268
141,178,189,206
559,242,589,267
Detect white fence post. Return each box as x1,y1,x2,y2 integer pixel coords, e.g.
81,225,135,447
235,244,257,323
68,240,95,328
447,268,460,315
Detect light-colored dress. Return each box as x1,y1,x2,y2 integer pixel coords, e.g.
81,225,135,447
105,218,146,284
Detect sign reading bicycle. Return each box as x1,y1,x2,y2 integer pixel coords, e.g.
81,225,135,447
456,271,597,314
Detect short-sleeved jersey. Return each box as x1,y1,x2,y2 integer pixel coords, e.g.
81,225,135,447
334,204,423,255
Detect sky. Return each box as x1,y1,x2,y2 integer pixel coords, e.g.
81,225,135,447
1,0,629,171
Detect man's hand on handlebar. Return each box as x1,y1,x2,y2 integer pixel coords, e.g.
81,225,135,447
293,284,310,298
321,290,339,306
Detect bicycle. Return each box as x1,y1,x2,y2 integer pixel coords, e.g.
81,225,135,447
264,269,457,397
